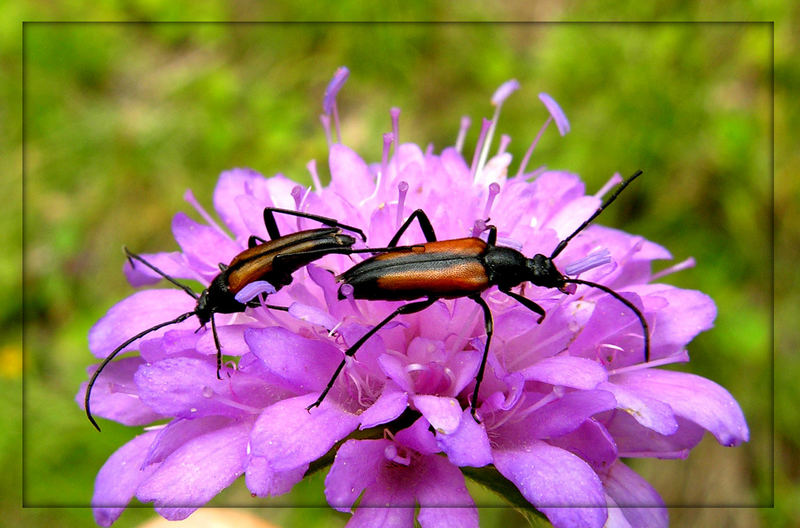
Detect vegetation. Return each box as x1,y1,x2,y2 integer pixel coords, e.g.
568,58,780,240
6,4,790,527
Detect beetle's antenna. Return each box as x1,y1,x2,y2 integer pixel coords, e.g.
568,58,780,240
550,170,643,259
562,278,650,363
124,248,199,300
84,311,196,431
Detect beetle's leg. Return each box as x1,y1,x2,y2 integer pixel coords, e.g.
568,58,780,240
248,235,268,248
263,207,367,242
124,247,198,300
388,209,437,247
468,294,494,422
486,225,497,246
272,243,423,269
307,298,437,411
244,298,291,311
210,313,224,380
501,288,546,324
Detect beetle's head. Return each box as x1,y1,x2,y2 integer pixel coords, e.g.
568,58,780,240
526,254,569,292
195,290,212,325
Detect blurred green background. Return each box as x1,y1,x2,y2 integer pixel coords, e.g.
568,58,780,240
6,4,793,528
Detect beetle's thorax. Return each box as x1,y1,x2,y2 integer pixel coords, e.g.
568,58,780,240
482,246,532,290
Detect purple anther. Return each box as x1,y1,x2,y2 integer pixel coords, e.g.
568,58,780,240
491,79,520,106
564,249,612,276
234,280,277,304
538,93,570,136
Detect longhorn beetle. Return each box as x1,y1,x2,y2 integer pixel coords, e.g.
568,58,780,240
85,207,377,431
308,170,649,420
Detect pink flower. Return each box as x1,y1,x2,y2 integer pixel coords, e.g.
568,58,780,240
79,68,748,528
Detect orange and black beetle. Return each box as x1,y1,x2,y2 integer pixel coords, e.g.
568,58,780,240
85,207,367,431
309,171,649,420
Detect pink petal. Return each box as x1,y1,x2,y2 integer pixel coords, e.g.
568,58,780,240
548,420,618,473
88,289,197,359
358,386,408,429
324,438,385,512
638,285,717,358
416,454,478,526
123,251,194,286
412,394,462,434
328,144,373,203
604,412,705,457
171,212,240,277
211,168,271,239
436,408,492,467
92,430,159,526
250,394,360,472
244,326,342,391
394,416,440,455
78,357,162,426
347,497,414,528
135,357,272,419
494,441,607,528
599,381,678,436
143,416,233,465
522,390,618,439
520,356,608,389
613,369,749,446
136,421,250,517
602,461,668,524
245,455,308,498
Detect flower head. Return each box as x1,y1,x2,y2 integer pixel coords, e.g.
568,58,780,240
79,69,748,528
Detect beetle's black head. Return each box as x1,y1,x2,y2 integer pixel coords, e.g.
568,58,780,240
526,254,569,292
194,290,212,325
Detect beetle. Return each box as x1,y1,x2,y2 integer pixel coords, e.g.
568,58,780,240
307,170,649,419
85,207,371,431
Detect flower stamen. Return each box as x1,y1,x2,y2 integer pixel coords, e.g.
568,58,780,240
651,257,696,281
234,280,277,304
597,343,625,365
359,133,394,207
483,182,501,219
596,173,624,199
184,189,227,237
396,181,409,229
390,107,400,150
471,218,488,238
320,114,333,148
497,134,511,156
507,388,562,424
384,444,411,466
339,284,364,318
307,159,323,193
477,79,519,177
471,118,493,182
516,116,552,177
564,248,612,276
323,66,349,143
455,115,471,153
